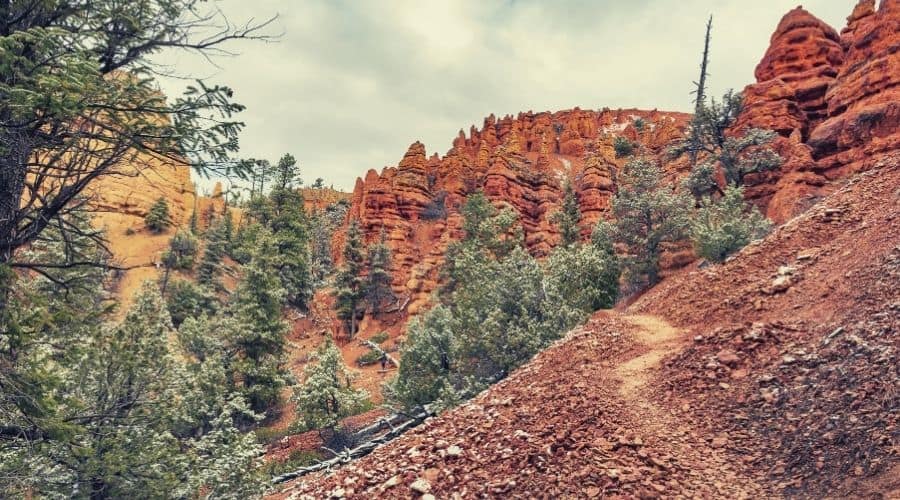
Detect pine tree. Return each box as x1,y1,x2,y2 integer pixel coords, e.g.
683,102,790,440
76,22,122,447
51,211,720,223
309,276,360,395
611,158,693,287
229,229,290,414
551,182,581,247
334,220,366,337
197,220,229,287
293,338,369,433
269,158,313,309
145,197,171,233
365,229,395,315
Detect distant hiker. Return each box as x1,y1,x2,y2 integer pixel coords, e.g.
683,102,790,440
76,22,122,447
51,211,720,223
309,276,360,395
380,352,388,370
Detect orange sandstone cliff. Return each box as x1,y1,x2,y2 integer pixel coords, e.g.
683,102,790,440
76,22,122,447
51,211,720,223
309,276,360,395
342,108,692,314
736,0,900,222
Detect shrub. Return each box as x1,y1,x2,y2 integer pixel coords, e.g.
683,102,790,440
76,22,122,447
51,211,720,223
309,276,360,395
614,136,635,158
422,191,448,220
691,185,771,262
145,197,171,233
370,331,389,344
356,349,382,367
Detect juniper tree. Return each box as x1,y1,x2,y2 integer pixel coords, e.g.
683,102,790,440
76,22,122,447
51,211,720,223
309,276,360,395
145,197,172,233
365,229,395,315
611,158,693,287
674,91,782,197
334,220,366,337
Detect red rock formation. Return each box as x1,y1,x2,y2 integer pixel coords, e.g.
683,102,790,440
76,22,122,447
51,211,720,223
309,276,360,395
735,0,900,222
341,108,691,313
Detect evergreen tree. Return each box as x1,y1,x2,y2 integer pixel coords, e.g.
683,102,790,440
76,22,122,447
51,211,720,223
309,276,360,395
293,338,369,433
365,229,395,315
611,158,693,287
1,282,263,498
674,90,782,196
229,229,290,414
441,192,521,297
334,220,366,337
163,229,199,270
165,278,218,328
268,156,313,309
691,185,771,262
197,220,229,288
145,197,171,233
550,182,581,247
614,136,635,158
545,224,620,318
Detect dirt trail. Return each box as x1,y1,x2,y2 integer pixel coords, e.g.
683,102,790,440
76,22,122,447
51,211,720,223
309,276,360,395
615,314,685,398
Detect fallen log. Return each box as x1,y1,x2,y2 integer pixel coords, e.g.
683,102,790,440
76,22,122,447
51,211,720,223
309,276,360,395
361,340,399,368
271,406,434,484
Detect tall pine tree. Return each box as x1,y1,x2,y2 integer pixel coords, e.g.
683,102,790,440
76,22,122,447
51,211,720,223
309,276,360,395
551,181,581,247
334,220,365,337
229,229,290,414
365,229,395,315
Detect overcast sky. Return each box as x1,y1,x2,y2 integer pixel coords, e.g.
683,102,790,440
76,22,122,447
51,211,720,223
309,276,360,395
157,0,854,192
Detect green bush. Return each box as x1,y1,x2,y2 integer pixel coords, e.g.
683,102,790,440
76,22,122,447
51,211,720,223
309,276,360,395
163,230,199,269
691,185,771,262
356,350,382,367
145,197,171,233
370,331,389,344
614,136,635,158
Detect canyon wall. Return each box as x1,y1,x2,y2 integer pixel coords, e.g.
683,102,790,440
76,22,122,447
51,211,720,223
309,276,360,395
736,0,900,222
342,108,691,314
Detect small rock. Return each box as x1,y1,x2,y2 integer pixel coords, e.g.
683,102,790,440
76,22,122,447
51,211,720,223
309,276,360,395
797,249,817,260
383,475,400,488
422,495,436,500
716,349,741,367
445,445,463,457
410,478,431,494
329,487,345,499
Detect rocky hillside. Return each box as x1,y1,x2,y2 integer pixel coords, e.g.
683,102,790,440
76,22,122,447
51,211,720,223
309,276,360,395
274,139,899,500
86,149,227,306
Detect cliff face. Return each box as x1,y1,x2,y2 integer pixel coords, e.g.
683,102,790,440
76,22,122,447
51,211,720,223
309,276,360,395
343,108,692,314
736,0,900,222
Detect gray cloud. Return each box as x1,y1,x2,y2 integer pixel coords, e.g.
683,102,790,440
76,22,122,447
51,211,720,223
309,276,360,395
157,0,854,192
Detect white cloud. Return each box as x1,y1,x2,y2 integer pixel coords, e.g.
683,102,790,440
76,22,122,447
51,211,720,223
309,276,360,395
156,0,856,191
